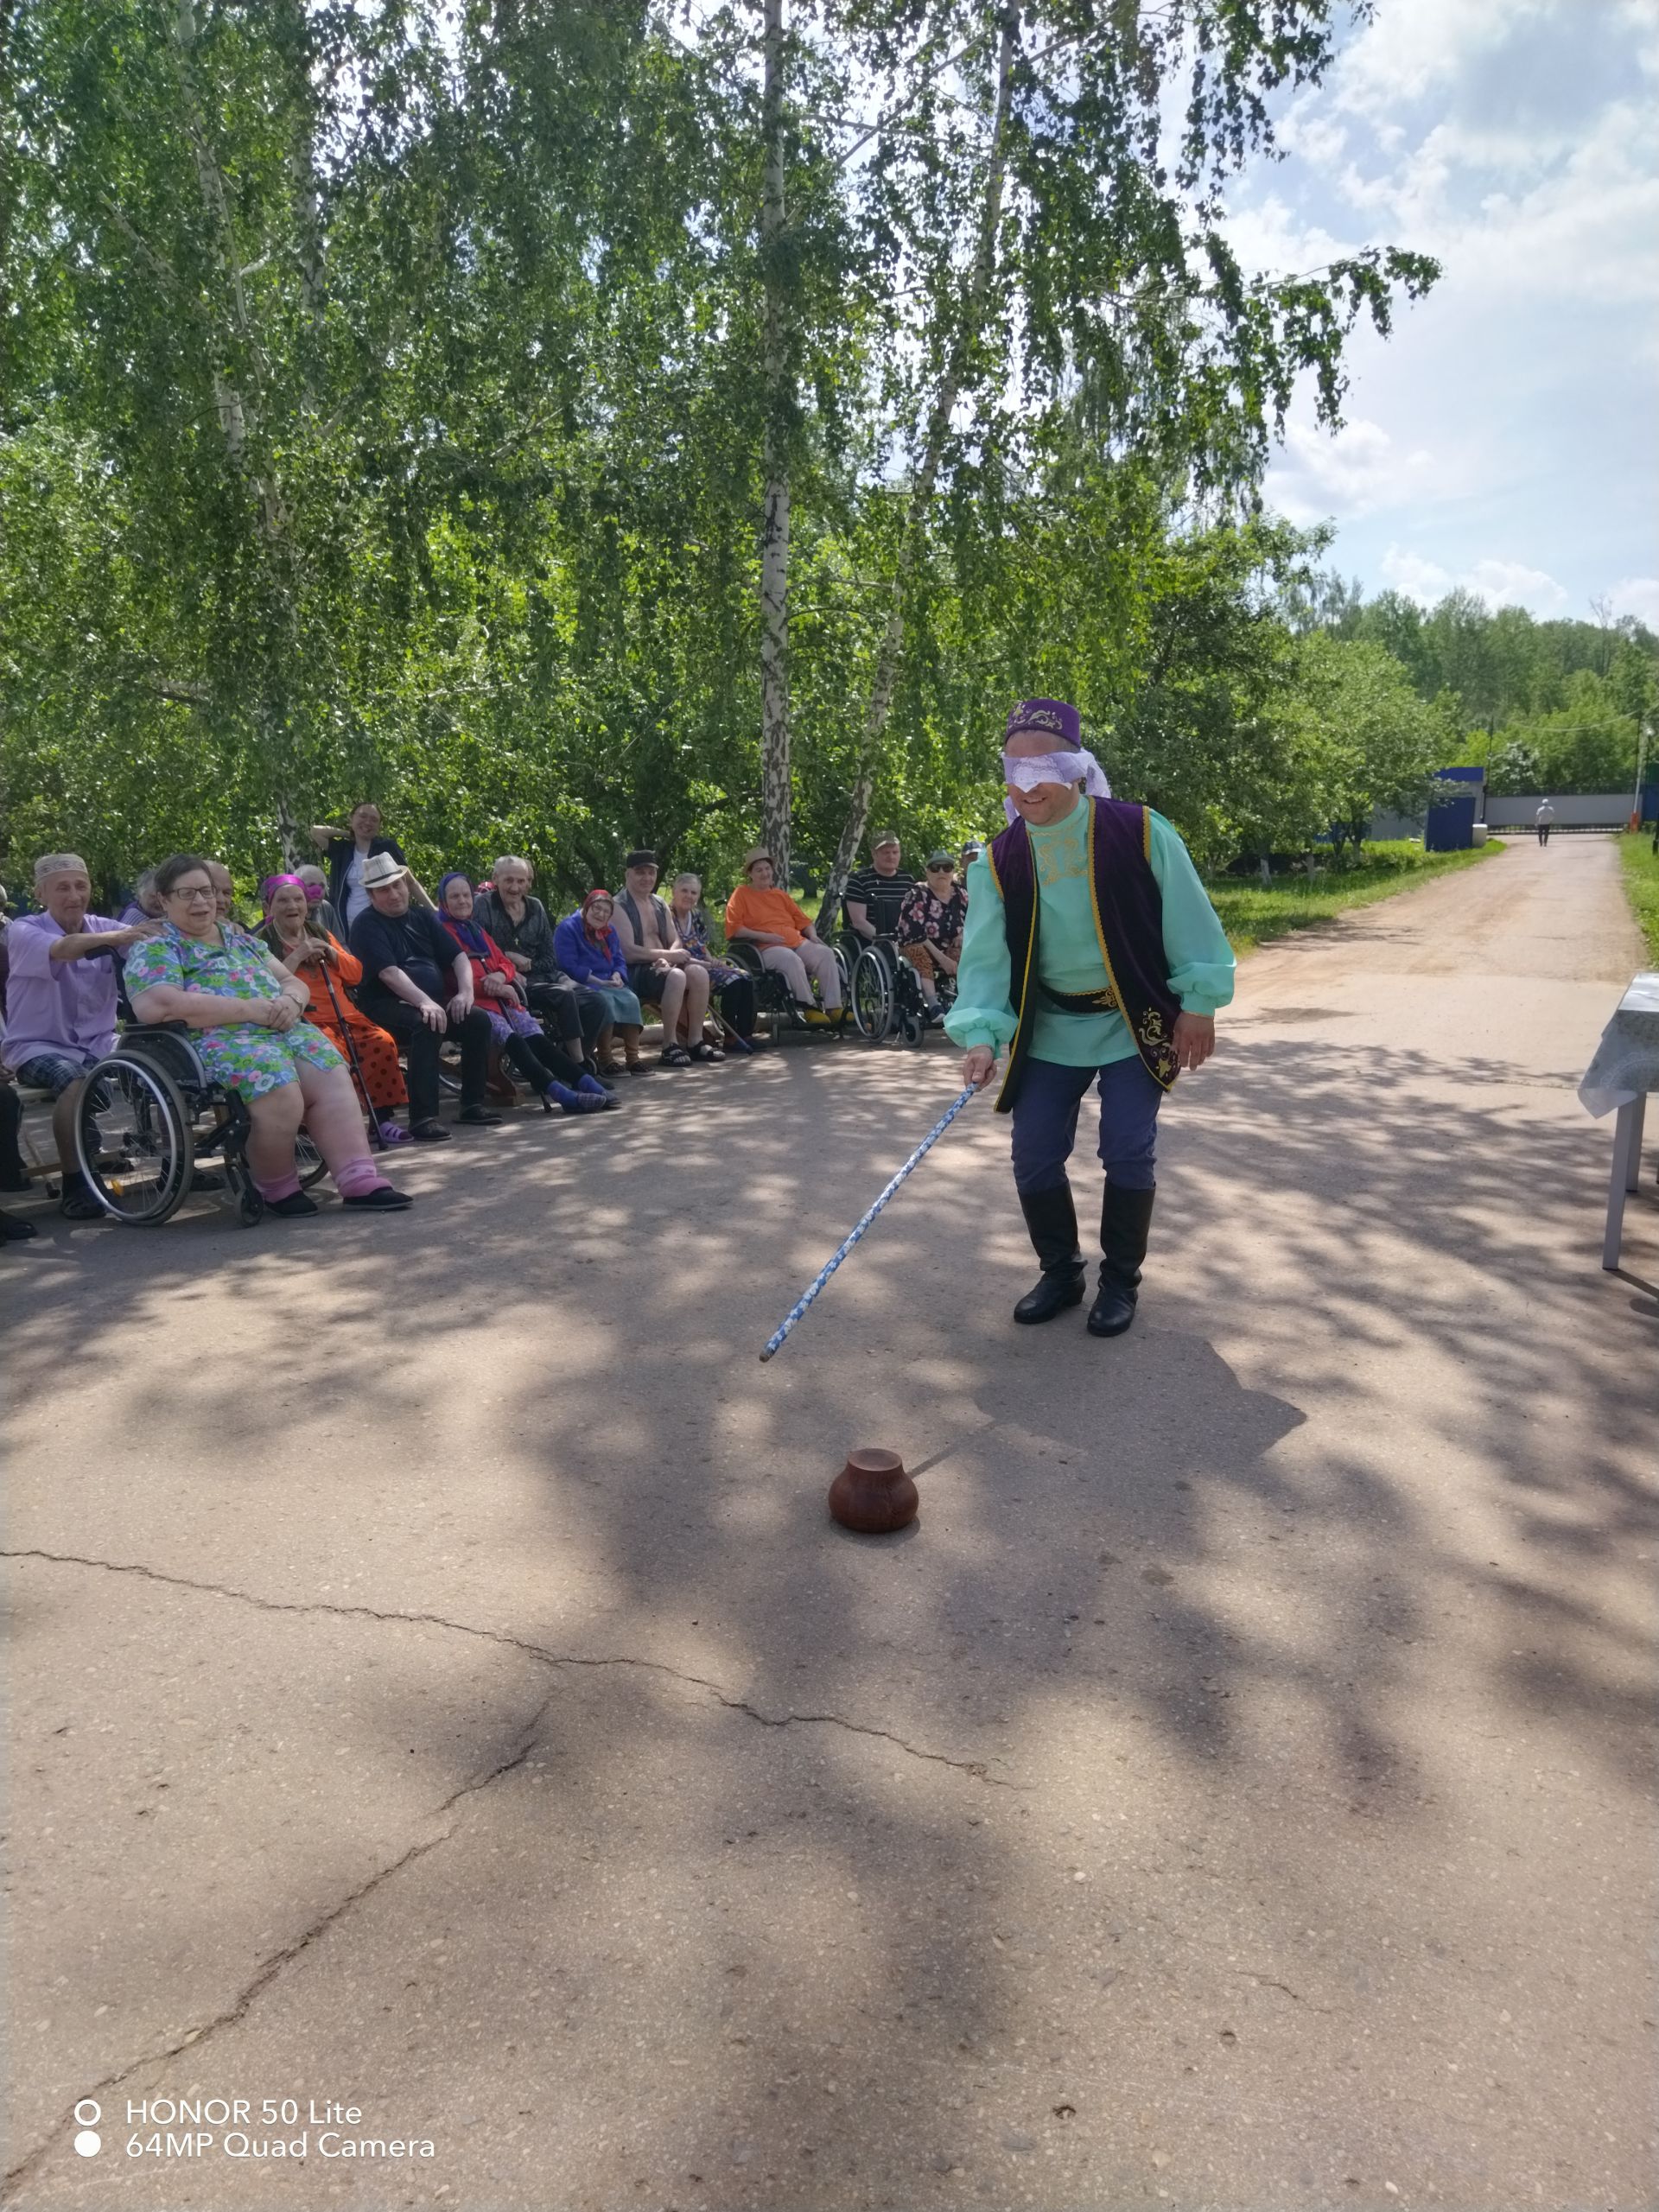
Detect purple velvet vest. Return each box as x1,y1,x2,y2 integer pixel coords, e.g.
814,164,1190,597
988,798,1181,1112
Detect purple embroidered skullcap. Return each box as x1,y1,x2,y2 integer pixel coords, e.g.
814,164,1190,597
1005,698,1081,748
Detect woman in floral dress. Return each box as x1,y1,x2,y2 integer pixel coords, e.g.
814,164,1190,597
124,853,410,1216
893,852,968,1025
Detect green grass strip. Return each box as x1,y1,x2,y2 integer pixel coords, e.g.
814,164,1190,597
1617,830,1659,964
1205,837,1506,957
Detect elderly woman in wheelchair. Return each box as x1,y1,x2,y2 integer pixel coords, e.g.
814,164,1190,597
93,853,411,1224
835,854,963,1046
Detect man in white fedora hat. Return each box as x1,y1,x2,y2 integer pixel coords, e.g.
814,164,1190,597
347,851,499,1139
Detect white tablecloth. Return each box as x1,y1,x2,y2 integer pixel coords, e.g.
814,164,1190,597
1580,972,1659,1116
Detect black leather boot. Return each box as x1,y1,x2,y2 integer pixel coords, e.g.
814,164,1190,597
1013,1183,1086,1324
1088,1182,1155,1338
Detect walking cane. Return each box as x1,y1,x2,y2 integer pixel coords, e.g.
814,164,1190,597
759,1084,977,1361
318,957,386,1150
713,1005,753,1055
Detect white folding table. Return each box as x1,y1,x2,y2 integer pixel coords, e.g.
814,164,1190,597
1580,972,1659,1269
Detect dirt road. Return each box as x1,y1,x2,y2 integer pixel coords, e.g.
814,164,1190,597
4,834,1653,2211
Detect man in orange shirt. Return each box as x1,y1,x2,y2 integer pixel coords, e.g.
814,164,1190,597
724,848,844,1023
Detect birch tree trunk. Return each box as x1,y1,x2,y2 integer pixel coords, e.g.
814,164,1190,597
173,0,304,858
758,0,793,881
817,1,1019,925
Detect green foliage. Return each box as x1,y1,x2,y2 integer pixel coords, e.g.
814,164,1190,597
1300,580,1659,795
1,0,1442,907
1618,832,1659,965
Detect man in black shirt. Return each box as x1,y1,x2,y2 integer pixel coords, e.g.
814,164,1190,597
349,853,499,1139
844,831,915,942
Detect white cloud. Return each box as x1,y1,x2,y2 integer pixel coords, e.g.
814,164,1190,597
1331,0,1561,118
1334,99,1659,309
1609,576,1659,627
1380,546,1453,601
1380,547,1574,616
1464,559,1570,612
1266,416,1440,526
1222,0,1658,613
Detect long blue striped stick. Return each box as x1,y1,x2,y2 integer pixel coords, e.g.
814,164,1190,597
759,1084,979,1362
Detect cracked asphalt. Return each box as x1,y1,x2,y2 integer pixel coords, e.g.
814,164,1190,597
3,834,1655,2212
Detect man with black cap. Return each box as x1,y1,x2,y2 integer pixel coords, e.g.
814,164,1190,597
945,700,1234,1338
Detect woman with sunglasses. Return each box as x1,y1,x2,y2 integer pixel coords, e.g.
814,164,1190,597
893,851,968,1026
123,853,412,1215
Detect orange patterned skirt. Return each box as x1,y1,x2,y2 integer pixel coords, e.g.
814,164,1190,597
311,1005,408,1110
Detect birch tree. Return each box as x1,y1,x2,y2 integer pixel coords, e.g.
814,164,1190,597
809,0,1437,913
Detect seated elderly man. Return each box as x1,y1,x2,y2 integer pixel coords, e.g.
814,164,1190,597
614,849,715,1066
475,855,610,1084
844,831,915,944
0,853,156,1218
347,851,499,1140
206,860,239,925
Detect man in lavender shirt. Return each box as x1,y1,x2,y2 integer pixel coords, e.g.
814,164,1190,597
2,853,155,1218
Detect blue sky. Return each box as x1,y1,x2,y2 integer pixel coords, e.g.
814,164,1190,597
1227,0,1659,626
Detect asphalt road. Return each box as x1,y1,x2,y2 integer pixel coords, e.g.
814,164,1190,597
3,834,1654,2212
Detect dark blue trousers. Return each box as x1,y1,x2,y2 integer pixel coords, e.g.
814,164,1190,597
1009,1053,1162,1195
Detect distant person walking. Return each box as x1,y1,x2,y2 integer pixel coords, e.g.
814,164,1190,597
1535,799,1555,847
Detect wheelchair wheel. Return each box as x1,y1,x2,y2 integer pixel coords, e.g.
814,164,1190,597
830,940,852,1010
851,946,893,1042
73,1055,192,1225
238,1184,264,1226
436,1041,462,1096
295,1129,329,1191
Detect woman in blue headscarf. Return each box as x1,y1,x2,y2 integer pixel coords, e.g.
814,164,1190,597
436,874,613,1114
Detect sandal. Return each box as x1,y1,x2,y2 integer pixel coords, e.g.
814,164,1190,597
689,1042,723,1063
624,1057,649,1077
659,1045,692,1068
58,1173,105,1222
377,1118,411,1145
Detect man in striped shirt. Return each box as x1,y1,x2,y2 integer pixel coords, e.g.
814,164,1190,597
843,833,915,942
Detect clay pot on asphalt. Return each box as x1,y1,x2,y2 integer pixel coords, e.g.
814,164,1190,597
828,1448,918,1535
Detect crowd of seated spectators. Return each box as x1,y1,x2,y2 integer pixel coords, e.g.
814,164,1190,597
0,819,968,1238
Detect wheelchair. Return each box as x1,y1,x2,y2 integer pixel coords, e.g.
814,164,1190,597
72,1025,327,1227
721,938,851,1041
835,927,956,1046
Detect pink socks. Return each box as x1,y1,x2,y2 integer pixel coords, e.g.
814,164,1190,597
255,1171,302,1202
334,1157,391,1200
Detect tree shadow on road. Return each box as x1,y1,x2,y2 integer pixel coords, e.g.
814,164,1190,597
4,1033,1655,2202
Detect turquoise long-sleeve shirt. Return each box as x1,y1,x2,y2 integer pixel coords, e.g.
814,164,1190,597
944,798,1236,1068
